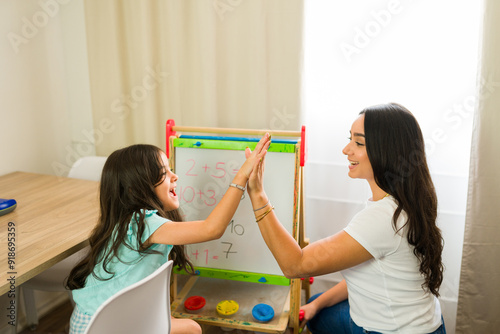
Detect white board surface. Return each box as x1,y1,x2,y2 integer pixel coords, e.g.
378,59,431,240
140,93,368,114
174,141,296,277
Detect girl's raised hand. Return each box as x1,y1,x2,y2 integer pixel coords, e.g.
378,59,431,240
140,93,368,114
244,135,269,196
239,133,271,179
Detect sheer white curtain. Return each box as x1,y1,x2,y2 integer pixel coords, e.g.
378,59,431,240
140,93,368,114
302,1,480,333
83,0,303,156
456,0,500,332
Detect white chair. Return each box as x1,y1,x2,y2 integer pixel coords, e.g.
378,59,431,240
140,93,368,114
21,156,107,330
84,260,173,334
66,156,107,181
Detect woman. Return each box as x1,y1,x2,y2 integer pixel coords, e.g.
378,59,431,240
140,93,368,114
246,103,445,333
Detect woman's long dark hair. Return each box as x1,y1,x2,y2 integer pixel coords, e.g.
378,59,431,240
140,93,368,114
66,144,194,290
361,103,444,297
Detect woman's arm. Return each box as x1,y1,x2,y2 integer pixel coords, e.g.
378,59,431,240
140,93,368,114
148,134,271,246
246,157,373,278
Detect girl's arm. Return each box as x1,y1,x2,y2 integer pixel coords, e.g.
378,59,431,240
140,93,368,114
148,133,271,246
300,279,348,325
246,156,373,278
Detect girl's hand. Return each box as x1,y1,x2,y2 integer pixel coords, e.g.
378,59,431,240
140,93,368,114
239,133,271,180
245,140,267,197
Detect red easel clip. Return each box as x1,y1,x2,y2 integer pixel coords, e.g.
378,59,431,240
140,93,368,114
166,119,176,158
300,125,306,167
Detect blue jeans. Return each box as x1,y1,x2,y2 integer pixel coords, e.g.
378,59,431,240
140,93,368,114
306,293,446,334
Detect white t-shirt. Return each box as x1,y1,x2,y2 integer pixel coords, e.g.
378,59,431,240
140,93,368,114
342,196,442,333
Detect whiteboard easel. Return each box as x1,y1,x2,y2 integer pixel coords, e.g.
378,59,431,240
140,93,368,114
166,120,307,334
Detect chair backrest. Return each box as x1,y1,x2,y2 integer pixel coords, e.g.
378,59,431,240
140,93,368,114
84,260,173,334
68,156,107,181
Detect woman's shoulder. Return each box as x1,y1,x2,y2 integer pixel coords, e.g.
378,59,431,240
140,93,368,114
358,196,397,218
352,196,407,231
345,196,406,257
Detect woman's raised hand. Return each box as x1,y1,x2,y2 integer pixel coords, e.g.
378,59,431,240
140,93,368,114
244,135,269,196
239,133,271,180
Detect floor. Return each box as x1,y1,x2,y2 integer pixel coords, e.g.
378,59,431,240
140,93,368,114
17,300,296,334
18,300,71,334
17,275,328,334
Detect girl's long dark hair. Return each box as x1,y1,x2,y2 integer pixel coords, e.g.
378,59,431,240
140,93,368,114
361,103,444,297
66,144,194,290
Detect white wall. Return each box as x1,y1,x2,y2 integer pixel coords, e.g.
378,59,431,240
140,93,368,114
0,0,92,332
0,0,93,177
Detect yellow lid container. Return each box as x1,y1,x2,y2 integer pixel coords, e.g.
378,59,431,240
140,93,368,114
216,300,239,317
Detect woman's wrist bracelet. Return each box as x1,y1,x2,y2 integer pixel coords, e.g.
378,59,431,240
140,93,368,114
253,200,270,212
255,204,273,220
256,206,274,223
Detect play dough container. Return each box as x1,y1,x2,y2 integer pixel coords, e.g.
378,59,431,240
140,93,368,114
184,296,206,314
216,300,239,317
252,303,275,322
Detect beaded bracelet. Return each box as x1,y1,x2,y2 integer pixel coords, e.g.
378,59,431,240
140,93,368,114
255,206,275,223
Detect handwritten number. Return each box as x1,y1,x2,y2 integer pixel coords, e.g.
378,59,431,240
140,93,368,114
204,190,217,206
182,186,195,203
211,162,226,178
228,220,245,236
186,159,198,176
204,249,209,265
221,242,237,259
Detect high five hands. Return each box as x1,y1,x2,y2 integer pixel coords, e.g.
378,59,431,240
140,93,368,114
244,133,270,195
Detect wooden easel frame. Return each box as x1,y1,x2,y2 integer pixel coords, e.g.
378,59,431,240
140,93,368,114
166,120,307,334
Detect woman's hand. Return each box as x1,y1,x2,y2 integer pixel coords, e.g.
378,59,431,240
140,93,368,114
299,302,320,327
238,133,270,180
244,138,268,197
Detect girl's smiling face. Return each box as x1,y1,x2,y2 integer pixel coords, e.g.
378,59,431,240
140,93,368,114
155,151,179,211
342,115,374,182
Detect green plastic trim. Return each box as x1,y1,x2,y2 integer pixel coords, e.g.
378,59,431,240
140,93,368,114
173,138,296,153
174,267,290,286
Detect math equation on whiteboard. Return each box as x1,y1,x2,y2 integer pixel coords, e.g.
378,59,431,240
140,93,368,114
188,220,243,264
175,148,295,276
177,159,242,209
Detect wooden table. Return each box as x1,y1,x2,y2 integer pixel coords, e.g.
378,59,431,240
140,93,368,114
0,172,99,296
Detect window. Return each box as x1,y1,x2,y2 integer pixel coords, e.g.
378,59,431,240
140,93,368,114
303,1,480,331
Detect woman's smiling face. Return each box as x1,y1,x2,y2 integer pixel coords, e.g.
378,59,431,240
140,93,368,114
342,115,374,182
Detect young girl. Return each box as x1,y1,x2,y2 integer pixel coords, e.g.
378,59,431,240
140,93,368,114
66,134,270,334
246,104,446,333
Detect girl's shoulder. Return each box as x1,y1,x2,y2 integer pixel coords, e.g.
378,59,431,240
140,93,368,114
143,209,159,220
132,209,159,220
128,209,171,243
131,209,171,225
